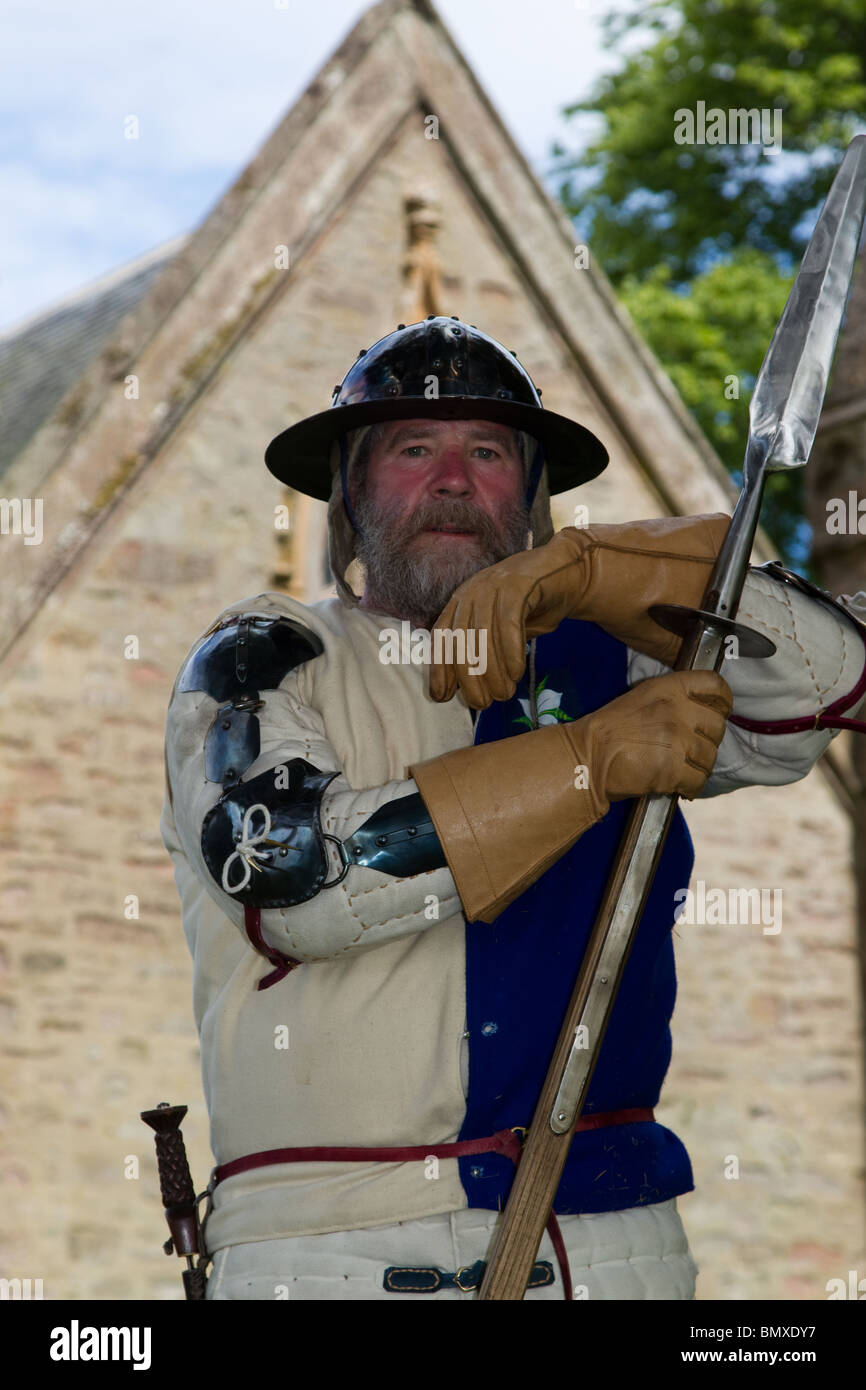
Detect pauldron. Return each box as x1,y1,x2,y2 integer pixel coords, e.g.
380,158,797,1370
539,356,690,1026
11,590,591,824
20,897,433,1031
179,612,325,786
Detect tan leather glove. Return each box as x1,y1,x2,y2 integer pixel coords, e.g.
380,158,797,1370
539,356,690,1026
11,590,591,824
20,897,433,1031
410,668,732,924
429,513,730,707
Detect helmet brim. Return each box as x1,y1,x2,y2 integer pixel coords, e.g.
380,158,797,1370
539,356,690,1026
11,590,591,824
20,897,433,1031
264,396,608,501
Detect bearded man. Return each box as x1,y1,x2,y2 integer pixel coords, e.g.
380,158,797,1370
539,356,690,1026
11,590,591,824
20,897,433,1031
160,317,866,1300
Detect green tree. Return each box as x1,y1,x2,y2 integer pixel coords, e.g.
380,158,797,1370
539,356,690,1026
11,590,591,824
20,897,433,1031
552,0,866,566
618,250,800,554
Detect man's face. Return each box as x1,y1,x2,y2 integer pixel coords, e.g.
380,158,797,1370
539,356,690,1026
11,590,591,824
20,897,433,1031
351,418,530,628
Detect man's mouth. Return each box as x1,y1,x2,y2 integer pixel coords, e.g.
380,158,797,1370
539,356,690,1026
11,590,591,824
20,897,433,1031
418,526,479,536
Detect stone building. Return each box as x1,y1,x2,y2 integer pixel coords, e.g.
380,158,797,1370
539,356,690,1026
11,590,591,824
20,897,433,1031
0,0,863,1301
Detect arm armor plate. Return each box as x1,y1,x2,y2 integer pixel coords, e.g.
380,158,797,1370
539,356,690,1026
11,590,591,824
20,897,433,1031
201,762,447,909
179,613,324,786
184,611,447,908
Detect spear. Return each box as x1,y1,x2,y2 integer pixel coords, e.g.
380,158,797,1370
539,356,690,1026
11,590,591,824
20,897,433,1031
479,134,866,1300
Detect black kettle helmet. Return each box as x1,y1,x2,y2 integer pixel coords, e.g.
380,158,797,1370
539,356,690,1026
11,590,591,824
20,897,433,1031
264,316,608,508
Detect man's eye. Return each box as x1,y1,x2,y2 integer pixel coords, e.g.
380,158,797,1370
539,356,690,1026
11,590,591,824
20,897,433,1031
403,445,427,456
475,447,499,459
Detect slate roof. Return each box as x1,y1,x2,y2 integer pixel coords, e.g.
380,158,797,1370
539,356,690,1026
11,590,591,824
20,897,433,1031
0,234,187,482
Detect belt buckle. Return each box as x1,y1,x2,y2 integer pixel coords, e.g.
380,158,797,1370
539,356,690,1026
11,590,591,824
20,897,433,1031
454,1263,479,1292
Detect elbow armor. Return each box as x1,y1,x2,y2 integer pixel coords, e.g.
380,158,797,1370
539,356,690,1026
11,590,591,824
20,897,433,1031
203,766,446,909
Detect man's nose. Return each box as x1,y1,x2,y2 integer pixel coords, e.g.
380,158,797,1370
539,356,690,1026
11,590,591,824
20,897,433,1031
429,448,475,497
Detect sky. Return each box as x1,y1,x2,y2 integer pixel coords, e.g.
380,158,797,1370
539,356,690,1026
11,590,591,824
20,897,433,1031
0,0,621,335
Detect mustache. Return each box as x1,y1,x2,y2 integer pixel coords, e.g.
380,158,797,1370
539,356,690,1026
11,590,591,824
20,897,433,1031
390,499,501,541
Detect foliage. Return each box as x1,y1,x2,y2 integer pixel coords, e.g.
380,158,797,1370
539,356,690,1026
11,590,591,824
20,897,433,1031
552,0,866,566
554,0,866,283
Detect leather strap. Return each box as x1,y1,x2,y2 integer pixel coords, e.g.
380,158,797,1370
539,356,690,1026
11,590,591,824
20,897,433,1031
211,1109,654,1183
211,1106,656,1302
243,906,302,991
729,710,866,736
213,1124,526,1181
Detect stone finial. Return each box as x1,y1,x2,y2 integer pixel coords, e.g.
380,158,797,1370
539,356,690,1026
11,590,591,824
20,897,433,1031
401,188,443,323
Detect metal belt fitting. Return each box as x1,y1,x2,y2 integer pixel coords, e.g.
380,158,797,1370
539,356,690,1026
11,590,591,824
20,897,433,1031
383,1257,554,1293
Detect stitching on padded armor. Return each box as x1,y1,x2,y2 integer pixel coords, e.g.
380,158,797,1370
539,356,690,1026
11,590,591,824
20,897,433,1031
750,569,861,703
746,574,825,701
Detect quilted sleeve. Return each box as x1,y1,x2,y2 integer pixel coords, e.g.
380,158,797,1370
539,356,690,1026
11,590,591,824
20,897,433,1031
625,566,866,796
162,654,463,971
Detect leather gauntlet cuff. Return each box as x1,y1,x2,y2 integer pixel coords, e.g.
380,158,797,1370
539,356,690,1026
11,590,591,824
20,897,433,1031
560,515,729,665
409,720,609,925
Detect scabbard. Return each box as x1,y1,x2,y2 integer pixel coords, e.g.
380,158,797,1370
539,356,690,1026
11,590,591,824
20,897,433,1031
141,1102,208,1301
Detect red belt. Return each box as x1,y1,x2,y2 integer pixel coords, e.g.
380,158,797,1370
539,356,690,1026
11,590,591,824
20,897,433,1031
211,1106,656,1301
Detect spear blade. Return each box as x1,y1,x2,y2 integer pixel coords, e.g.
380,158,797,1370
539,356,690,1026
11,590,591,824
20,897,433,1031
749,133,866,477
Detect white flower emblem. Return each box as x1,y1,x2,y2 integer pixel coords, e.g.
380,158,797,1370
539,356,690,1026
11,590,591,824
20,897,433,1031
517,686,566,727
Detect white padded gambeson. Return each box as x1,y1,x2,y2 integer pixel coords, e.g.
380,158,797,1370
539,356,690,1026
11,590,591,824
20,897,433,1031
205,1198,698,1301
160,563,864,1253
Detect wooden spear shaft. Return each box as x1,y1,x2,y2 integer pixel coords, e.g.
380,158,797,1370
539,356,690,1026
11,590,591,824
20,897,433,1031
476,755,683,1300
476,468,775,1299
474,533,751,1301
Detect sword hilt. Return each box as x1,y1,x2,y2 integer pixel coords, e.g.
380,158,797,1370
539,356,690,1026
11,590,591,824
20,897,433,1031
141,1101,201,1262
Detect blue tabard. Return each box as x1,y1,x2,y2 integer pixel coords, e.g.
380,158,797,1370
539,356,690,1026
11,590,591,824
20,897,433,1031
456,617,696,1214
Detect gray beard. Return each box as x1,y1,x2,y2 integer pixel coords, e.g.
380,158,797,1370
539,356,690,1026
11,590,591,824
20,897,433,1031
354,489,531,629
